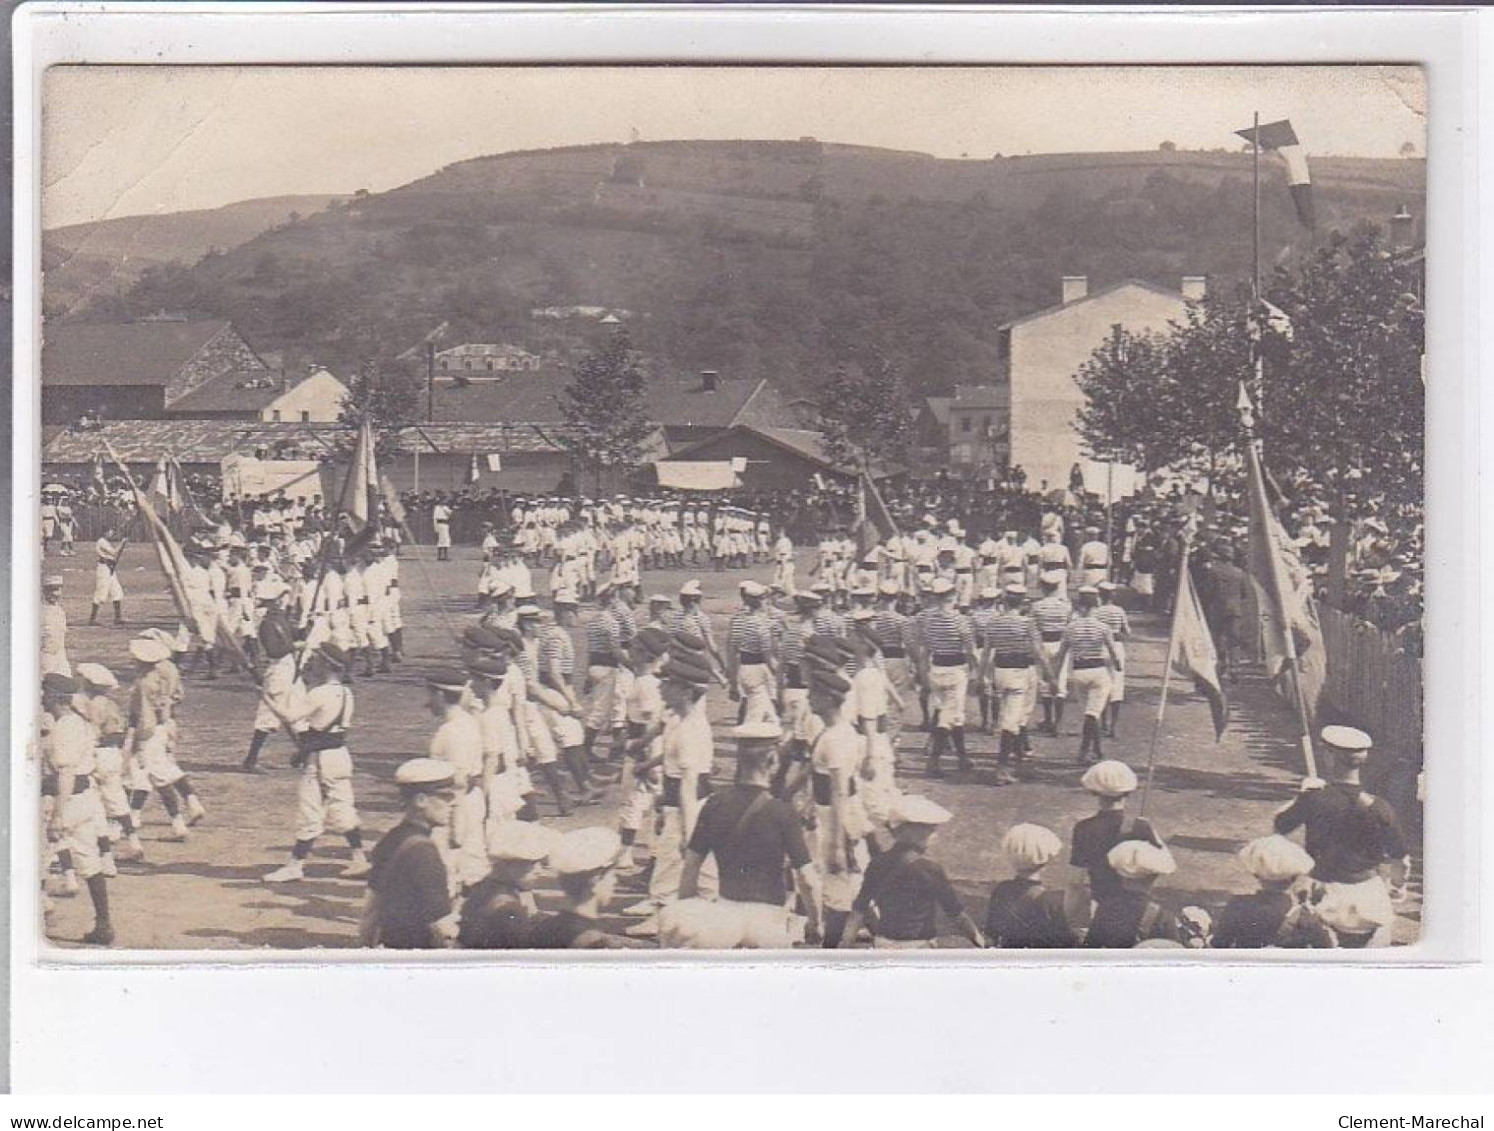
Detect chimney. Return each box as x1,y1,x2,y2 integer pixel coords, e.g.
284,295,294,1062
1061,275,1088,305
1181,275,1207,302
1389,204,1415,250
701,370,720,393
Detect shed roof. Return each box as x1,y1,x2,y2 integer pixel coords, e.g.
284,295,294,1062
42,320,232,388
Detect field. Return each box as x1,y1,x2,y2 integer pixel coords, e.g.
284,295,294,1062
37,543,1422,951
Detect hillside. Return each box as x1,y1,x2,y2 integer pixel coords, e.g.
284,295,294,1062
42,194,348,315
58,141,1425,399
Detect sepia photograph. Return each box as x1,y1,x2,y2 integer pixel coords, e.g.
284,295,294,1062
30,63,1427,956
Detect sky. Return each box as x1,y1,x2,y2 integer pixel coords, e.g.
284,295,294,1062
42,64,1426,230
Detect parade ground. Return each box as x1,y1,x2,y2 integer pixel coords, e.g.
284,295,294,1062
38,544,1423,951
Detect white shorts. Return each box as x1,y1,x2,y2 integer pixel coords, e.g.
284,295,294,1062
1110,642,1126,702
523,702,559,766
1039,641,1069,698
927,664,969,729
650,806,719,904
58,787,108,879
93,566,123,604
93,747,131,820
814,807,868,912
991,666,1034,734
1133,572,1155,597
1068,664,1112,717
139,730,185,789
295,747,360,842
736,663,779,725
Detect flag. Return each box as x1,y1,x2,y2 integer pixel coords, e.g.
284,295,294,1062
344,417,379,533
1236,118,1314,228
150,453,183,513
469,452,481,485
92,451,107,495
1170,556,1228,740
853,472,899,558
1245,434,1326,717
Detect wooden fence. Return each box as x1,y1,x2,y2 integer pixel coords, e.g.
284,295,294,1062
1319,606,1423,763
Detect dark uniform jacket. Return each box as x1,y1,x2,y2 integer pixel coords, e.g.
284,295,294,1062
458,878,536,949
1083,890,1182,949
984,879,1077,948
1211,891,1336,949
1273,784,1409,883
367,819,450,949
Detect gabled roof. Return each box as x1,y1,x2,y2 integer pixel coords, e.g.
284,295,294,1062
996,279,1186,332
663,423,899,479
922,396,952,426
163,369,307,416
949,385,1005,410
42,320,232,387
432,368,781,430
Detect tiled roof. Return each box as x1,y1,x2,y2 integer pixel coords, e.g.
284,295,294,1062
950,385,1006,410
41,320,231,387
160,371,289,415
432,367,775,429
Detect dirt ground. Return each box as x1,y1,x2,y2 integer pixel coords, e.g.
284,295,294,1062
37,543,1422,950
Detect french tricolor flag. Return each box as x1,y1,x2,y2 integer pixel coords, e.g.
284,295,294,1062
1236,118,1315,228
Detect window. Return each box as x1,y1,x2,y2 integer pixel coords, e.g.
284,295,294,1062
301,410,310,423
272,409,281,422
961,416,972,434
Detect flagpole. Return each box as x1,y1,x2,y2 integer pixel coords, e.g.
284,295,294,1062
294,419,366,677
1251,111,1266,417
1139,532,1190,816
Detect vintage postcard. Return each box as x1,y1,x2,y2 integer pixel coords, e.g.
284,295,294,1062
31,63,1426,956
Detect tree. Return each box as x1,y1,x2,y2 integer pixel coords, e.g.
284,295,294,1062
556,329,655,495
333,357,423,462
1159,140,1177,152
816,350,914,473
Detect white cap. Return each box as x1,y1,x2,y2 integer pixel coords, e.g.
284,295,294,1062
43,574,64,589
394,758,457,790
1320,725,1372,752
849,607,876,622
1077,585,1100,597
1080,759,1139,798
1004,584,1028,597
648,594,673,605
515,603,543,619
548,827,622,875
679,579,703,597
740,580,768,598
1040,569,1066,586
128,637,171,665
927,577,955,596
889,794,953,828
1237,835,1314,883
878,579,901,596
658,898,745,950
1107,840,1177,879
732,721,784,742
75,662,118,689
487,821,560,862
1001,823,1063,870
978,585,1002,601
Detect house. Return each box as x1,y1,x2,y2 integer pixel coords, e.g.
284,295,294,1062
996,275,1203,492
434,343,542,377
40,319,271,425
431,366,799,450
659,423,894,493
946,385,1010,473
163,365,350,423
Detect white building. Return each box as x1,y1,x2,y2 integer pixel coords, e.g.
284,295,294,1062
435,343,542,377
997,275,1204,493
260,367,350,423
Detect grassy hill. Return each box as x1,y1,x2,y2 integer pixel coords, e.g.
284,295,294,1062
42,194,348,315
56,141,1424,398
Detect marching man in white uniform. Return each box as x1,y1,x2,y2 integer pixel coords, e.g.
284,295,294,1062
42,673,115,945
41,575,70,677
89,527,126,626
264,643,371,883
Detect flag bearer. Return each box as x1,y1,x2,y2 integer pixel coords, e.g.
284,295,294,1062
90,527,126,625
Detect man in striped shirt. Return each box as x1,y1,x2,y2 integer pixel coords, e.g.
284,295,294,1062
810,583,847,638
982,585,1042,785
676,580,725,682
970,585,1002,734
777,592,817,758
916,577,976,778
1048,586,1121,763
1031,571,1073,737
726,581,780,726
582,578,625,761
872,580,914,753
1095,581,1131,738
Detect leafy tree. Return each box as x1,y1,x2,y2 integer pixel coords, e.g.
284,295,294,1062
333,357,423,462
556,329,654,494
1073,226,1423,518
816,350,914,472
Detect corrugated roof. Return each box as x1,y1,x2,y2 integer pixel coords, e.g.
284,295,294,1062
432,367,773,429
41,320,231,387
995,279,1185,331
41,419,592,464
